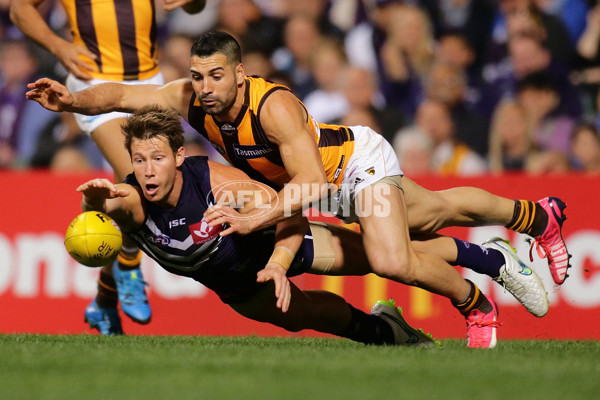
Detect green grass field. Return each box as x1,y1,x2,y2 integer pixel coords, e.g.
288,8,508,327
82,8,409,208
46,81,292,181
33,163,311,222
1,334,598,400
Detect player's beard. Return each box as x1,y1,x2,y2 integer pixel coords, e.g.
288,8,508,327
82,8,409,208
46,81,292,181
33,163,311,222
201,83,238,116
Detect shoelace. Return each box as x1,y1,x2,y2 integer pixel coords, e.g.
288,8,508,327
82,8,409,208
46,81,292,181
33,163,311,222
529,238,548,262
529,238,569,270
467,319,503,329
467,319,502,347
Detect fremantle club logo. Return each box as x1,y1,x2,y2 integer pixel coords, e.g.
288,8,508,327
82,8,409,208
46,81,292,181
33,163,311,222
189,219,222,245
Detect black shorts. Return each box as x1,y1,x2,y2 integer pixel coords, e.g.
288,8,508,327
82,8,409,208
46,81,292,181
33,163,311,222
211,230,315,304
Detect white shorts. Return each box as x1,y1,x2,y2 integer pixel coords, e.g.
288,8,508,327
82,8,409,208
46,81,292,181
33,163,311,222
66,72,164,134
325,126,404,223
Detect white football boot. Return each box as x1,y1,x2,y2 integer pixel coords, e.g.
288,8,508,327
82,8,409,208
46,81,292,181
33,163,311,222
483,237,549,317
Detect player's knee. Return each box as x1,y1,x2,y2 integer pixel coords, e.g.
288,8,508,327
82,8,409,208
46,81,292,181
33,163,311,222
370,254,418,285
436,190,466,223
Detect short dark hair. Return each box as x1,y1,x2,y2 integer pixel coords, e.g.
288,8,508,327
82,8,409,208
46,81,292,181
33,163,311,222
190,31,242,66
122,105,184,155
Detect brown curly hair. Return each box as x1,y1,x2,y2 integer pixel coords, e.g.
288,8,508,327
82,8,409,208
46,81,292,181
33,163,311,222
122,105,185,155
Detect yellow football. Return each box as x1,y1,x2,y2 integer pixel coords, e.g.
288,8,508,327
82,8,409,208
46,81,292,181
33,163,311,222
65,211,122,267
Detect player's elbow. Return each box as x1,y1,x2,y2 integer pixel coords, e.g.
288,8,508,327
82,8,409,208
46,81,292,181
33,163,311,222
308,171,328,201
314,171,328,187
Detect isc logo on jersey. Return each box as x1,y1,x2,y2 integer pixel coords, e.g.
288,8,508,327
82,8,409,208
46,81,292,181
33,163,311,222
189,219,222,245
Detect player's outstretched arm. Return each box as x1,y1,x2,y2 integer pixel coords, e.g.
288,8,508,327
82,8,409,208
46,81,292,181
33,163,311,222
27,77,193,117
10,0,97,80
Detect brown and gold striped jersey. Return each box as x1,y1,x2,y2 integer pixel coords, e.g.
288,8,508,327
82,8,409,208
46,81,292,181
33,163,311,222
61,0,159,81
187,76,355,190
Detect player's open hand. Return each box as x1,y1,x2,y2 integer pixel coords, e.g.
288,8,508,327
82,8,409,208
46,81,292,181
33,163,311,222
257,263,291,313
204,204,257,236
26,78,73,112
55,41,97,81
77,178,130,200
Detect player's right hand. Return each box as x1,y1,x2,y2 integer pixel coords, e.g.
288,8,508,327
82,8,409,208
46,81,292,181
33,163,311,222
257,263,291,313
77,179,130,200
55,41,97,81
26,78,73,112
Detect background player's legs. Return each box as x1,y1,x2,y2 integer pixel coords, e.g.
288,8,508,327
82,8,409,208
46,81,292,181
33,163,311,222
229,281,432,345
84,119,150,334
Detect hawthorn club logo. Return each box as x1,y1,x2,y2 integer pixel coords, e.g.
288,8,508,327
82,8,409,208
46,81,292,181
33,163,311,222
220,124,237,136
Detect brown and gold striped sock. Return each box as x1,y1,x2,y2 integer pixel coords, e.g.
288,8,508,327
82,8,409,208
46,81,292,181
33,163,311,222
116,247,143,272
505,199,548,238
96,268,118,308
453,280,492,317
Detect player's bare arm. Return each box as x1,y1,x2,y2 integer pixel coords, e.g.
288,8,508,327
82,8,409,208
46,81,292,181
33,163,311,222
208,160,277,212
26,78,194,119
263,90,328,197
76,179,145,232
10,0,97,80
257,214,311,312
205,90,328,234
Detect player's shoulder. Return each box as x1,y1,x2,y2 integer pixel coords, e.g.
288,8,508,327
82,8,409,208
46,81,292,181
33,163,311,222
182,155,212,185
182,155,209,172
247,76,293,107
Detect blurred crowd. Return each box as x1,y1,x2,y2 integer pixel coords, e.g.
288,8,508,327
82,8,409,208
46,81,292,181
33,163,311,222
2,0,600,176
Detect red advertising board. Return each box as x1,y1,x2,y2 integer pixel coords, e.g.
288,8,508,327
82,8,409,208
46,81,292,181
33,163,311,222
0,171,598,339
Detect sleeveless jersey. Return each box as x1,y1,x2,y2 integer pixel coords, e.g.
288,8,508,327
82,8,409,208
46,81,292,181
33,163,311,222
187,76,355,190
123,156,313,302
61,0,159,81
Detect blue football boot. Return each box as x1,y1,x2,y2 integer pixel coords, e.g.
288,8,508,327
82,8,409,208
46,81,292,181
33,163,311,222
84,299,123,335
112,262,152,324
